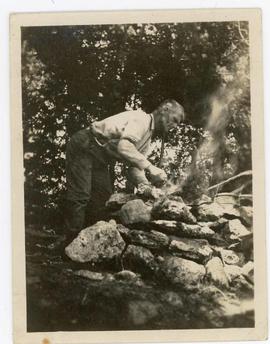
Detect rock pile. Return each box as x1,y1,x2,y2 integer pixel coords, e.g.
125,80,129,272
65,188,254,294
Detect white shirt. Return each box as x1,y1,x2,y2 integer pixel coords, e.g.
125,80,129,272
91,110,154,170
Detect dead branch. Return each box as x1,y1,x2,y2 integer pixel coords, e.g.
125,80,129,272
208,170,252,192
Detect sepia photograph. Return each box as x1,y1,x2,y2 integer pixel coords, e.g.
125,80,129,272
11,8,266,344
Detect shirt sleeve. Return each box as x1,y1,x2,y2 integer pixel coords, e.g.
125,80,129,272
117,139,152,170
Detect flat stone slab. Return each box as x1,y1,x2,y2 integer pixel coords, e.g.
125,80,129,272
150,220,215,239
169,237,213,263
124,229,169,251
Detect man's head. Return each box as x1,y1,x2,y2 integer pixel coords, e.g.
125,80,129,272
152,99,185,137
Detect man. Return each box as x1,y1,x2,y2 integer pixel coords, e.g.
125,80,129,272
65,99,185,233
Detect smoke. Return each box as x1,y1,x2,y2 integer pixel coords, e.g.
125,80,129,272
163,87,236,199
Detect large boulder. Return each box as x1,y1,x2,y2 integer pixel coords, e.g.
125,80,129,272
124,229,169,251
122,245,158,274
65,220,125,263
119,199,152,225
152,198,196,224
160,256,206,286
169,237,213,263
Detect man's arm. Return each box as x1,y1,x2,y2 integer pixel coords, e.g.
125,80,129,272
117,139,151,170
117,139,167,187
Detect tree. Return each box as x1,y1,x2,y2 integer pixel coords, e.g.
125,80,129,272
21,21,251,226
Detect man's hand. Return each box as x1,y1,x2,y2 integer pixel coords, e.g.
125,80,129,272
127,167,150,187
146,164,167,187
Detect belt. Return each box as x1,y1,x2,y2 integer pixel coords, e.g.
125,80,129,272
88,128,112,165
90,125,109,147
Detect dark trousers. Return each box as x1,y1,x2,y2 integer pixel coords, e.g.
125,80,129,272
65,129,112,232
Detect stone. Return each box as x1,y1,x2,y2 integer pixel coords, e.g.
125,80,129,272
114,270,139,281
220,249,240,265
149,220,179,235
231,274,254,292
194,202,225,221
169,237,213,263
119,199,152,225
179,223,215,239
223,219,250,242
239,206,253,226
224,264,243,281
122,245,157,274
203,218,228,231
150,220,215,239
220,204,241,218
65,220,125,263
160,256,206,286
128,300,159,326
214,193,239,206
125,229,169,251
74,270,106,281
239,194,253,206
152,198,197,224
105,193,137,211
116,224,131,238
242,261,254,284
205,257,229,288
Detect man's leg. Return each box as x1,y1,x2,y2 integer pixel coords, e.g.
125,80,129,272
65,129,93,233
85,158,113,226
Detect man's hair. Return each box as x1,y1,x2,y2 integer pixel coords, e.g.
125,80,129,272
157,99,185,121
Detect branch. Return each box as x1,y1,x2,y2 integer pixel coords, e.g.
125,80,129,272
208,170,252,192
237,22,249,47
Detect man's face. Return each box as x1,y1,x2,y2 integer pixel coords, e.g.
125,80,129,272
159,109,184,135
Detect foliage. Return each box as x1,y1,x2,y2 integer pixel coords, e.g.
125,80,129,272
21,21,251,225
